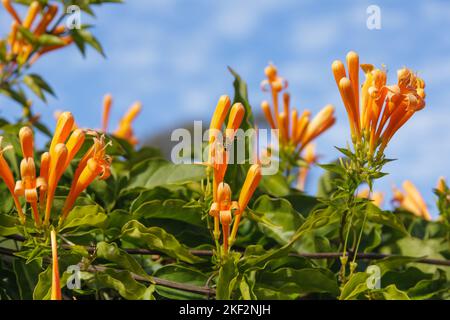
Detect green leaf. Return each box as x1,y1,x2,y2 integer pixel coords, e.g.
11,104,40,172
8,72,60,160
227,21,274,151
259,172,290,197
153,265,209,300
13,259,41,300
96,242,150,279
216,254,240,300
71,29,105,57
365,203,408,235
255,267,339,299
59,205,107,232
37,34,67,46
81,268,150,300
121,220,203,264
132,199,205,228
369,284,410,300
128,159,206,190
339,272,370,300
250,195,304,245
0,213,19,236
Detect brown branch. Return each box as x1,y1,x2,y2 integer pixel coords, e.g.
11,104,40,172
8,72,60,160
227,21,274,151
4,234,450,266
0,246,215,297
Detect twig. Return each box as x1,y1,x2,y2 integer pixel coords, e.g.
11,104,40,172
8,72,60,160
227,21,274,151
4,234,450,266
0,246,216,297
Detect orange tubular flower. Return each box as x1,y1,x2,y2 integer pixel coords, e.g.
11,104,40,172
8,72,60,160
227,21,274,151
50,229,62,300
100,94,143,145
61,135,111,221
0,137,25,223
14,127,42,226
357,188,384,207
102,94,113,132
114,102,142,145
261,63,335,154
207,96,245,241
332,51,425,157
392,181,431,221
296,143,318,191
2,0,22,24
229,164,262,245
436,177,446,194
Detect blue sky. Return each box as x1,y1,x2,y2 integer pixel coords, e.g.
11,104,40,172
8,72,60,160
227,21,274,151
1,0,449,217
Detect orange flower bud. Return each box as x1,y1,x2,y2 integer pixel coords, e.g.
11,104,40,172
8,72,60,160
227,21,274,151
45,143,68,224
225,103,245,143
19,126,34,159
64,129,85,169
264,63,277,81
261,101,276,129
209,95,231,143
437,177,446,193
102,94,112,132
22,1,40,29
2,0,21,24
0,138,25,222
50,112,74,156
331,60,346,86
217,182,231,210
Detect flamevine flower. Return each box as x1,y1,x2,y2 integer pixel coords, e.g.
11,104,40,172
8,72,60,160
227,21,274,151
392,180,431,221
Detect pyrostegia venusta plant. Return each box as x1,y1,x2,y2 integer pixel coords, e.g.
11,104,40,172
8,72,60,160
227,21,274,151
392,180,431,221
101,93,143,145
206,95,261,255
322,51,428,287
260,63,335,179
0,112,111,228
332,51,426,160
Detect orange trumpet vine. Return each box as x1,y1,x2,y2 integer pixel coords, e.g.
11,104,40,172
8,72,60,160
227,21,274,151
260,63,335,154
332,51,426,157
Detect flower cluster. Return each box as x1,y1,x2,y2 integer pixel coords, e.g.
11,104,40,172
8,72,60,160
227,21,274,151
392,180,431,221
0,112,111,227
1,0,72,66
260,63,336,154
101,94,142,145
207,95,262,254
332,51,426,159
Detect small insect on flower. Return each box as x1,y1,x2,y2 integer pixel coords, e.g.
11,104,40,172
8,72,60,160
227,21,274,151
332,51,426,159
260,62,336,154
392,181,431,221
101,94,142,145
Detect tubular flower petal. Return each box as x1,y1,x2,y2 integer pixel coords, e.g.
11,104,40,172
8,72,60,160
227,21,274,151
19,126,34,159
61,135,111,220
230,164,262,243
392,181,431,221
332,51,425,157
114,101,142,145
22,1,40,29
34,4,58,36
102,94,113,132
64,129,85,170
50,229,62,300
0,138,24,222
437,177,446,194
2,0,22,24
45,143,68,224
225,103,245,144
296,143,318,191
50,112,74,156
209,95,231,144
261,62,335,152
